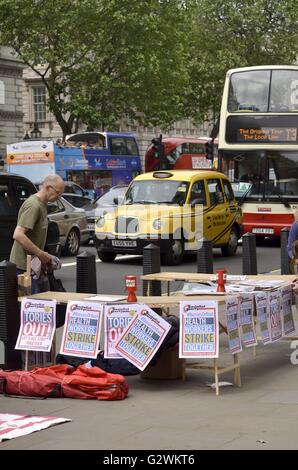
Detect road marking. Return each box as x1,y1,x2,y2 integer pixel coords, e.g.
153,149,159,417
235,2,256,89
61,254,141,268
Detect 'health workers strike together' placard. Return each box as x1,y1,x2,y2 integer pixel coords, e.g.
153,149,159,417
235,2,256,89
15,298,56,352
179,300,219,358
60,301,103,358
103,303,139,358
115,305,171,371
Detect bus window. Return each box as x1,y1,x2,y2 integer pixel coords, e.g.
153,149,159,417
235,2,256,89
66,132,106,147
228,70,270,113
109,137,138,155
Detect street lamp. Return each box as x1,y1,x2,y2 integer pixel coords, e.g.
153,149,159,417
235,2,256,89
30,122,42,139
23,131,30,140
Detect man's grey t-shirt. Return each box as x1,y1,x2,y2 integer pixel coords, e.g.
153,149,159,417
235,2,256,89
10,194,48,270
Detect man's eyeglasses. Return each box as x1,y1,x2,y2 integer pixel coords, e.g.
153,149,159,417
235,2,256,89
49,185,63,197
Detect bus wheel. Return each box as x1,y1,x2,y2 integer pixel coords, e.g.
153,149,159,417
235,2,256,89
162,239,184,265
97,251,116,262
221,227,238,256
64,229,80,256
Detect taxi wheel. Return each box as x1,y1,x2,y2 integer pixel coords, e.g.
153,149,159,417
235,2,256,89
162,239,184,265
221,227,238,256
97,251,116,262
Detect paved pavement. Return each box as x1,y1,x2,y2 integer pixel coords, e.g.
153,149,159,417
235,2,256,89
1,321,298,451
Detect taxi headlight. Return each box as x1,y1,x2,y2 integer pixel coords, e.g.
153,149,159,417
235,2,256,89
96,215,105,228
153,218,163,230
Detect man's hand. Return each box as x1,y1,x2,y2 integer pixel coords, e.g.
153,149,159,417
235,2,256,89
37,250,52,265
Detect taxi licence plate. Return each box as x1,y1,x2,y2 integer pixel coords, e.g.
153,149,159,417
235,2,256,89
112,240,137,247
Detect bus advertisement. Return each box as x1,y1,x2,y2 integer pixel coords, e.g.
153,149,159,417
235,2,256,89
6,132,142,196
145,136,218,172
218,65,298,237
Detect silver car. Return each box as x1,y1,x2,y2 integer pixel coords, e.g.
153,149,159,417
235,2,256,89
47,197,89,256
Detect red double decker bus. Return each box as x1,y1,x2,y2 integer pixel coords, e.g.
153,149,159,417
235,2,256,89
145,136,218,172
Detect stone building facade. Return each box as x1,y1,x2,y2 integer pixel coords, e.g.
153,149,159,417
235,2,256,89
22,67,213,165
0,46,24,158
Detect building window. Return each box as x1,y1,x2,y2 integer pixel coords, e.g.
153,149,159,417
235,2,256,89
32,87,46,122
0,80,4,104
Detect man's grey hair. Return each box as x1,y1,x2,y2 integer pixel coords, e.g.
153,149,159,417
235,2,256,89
42,174,64,187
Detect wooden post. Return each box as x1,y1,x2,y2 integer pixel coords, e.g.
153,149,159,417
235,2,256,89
233,354,241,387
214,358,219,396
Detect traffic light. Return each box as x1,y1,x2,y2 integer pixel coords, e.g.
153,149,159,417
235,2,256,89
151,135,167,169
205,140,214,160
151,138,160,159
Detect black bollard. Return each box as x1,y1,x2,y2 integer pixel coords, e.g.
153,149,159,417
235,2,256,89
0,261,22,369
197,237,213,273
143,244,161,297
76,251,97,294
242,232,258,275
280,227,291,274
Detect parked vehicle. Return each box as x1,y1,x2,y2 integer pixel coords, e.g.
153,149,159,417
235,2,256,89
84,185,128,240
95,170,243,265
0,172,88,260
62,181,93,208
47,197,89,256
0,172,60,261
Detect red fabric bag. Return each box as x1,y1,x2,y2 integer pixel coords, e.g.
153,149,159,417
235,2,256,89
0,364,128,400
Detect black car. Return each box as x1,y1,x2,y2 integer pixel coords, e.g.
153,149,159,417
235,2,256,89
0,172,60,262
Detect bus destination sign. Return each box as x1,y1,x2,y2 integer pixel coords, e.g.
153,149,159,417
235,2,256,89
226,115,298,144
237,127,297,143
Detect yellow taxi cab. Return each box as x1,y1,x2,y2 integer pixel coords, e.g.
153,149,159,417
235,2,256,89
95,170,243,265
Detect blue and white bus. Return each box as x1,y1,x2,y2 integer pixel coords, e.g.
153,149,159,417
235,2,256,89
7,131,142,197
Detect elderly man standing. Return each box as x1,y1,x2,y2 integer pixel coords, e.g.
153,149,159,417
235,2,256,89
10,174,65,293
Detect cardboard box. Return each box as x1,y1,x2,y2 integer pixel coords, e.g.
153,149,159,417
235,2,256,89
141,346,185,380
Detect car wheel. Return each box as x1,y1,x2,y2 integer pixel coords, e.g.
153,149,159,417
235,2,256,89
221,226,238,256
63,228,80,256
162,239,184,265
97,251,116,262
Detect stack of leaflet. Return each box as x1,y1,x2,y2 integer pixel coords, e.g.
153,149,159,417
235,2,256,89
181,282,255,295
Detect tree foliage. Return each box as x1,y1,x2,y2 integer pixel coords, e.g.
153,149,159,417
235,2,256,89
184,0,298,127
0,0,297,137
0,0,189,137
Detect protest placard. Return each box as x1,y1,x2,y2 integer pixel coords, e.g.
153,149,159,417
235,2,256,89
179,300,219,358
114,305,171,371
60,301,103,358
255,291,271,344
15,298,56,352
268,290,282,342
239,293,257,347
225,297,242,354
280,285,295,336
103,303,139,358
